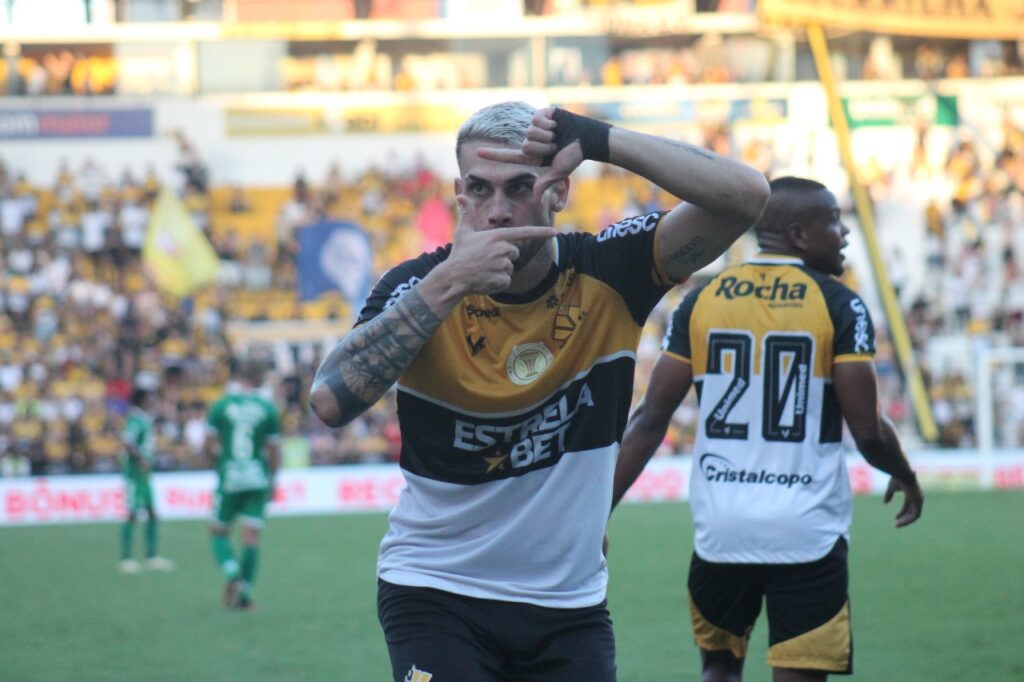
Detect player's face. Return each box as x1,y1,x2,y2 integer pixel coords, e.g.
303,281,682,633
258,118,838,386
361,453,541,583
802,190,849,277
456,141,565,271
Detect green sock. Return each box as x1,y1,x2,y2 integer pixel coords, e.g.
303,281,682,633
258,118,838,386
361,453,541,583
211,535,240,580
241,545,259,586
120,520,134,561
145,518,158,559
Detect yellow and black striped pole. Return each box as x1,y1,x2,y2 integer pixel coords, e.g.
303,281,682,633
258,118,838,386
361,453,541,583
806,23,938,442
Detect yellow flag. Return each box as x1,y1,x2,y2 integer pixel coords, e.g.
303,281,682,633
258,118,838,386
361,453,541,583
142,188,219,298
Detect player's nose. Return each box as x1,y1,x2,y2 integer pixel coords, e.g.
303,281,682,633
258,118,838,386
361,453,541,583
487,194,514,227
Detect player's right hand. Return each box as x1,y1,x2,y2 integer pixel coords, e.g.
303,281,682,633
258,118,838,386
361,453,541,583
443,195,556,296
475,107,585,201
884,475,924,528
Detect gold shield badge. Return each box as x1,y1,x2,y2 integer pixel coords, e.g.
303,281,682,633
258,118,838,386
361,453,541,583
506,342,554,385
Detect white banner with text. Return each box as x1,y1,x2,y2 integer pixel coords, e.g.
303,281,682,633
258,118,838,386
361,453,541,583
0,451,1021,525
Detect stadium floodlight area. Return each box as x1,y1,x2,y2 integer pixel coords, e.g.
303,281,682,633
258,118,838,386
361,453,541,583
974,345,1024,486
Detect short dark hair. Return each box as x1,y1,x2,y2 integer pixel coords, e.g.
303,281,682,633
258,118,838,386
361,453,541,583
768,176,827,194
754,176,830,238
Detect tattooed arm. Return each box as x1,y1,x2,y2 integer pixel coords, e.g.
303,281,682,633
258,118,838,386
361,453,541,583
605,128,770,282
309,285,447,428
310,219,557,428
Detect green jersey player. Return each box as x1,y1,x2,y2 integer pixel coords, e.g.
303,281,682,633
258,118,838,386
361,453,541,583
205,360,281,610
119,388,174,573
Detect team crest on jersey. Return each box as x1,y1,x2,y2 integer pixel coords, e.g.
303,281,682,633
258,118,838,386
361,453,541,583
404,665,433,682
506,342,553,385
552,300,585,347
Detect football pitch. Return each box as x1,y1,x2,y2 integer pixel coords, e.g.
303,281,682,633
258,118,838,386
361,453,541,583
2,491,1022,681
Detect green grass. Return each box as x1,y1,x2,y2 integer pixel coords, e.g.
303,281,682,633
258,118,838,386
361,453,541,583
1,491,1022,681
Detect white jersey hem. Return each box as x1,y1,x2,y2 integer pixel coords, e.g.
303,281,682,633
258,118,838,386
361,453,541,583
377,569,608,610
694,533,848,565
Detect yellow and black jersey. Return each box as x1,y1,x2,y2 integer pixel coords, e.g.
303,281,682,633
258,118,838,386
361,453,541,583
663,255,875,564
356,213,674,607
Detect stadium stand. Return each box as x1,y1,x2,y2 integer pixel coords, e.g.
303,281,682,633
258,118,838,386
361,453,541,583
2,0,1023,478
3,101,1023,477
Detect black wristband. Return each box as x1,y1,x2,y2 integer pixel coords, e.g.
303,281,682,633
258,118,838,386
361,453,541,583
541,108,612,166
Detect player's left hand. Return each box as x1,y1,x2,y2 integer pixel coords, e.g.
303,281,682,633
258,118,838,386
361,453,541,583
884,475,923,528
475,107,584,201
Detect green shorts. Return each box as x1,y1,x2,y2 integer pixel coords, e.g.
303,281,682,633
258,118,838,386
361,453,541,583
212,489,270,528
124,477,154,512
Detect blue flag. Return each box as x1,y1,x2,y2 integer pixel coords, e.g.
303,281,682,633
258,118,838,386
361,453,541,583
297,220,374,304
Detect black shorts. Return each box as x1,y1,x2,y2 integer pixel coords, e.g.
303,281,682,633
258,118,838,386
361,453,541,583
377,579,617,682
688,538,852,674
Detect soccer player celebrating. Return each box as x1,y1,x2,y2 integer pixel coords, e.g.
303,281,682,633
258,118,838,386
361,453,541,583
613,176,924,681
205,360,281,610
119,388,174,573
310,101,769,681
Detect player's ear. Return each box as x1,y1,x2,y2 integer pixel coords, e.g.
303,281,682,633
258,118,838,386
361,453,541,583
454,177,462,196
786,221,808,251
547,177,570,213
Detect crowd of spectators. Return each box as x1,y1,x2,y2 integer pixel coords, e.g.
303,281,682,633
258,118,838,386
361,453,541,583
856,36,1024,82
0,137,442,477
870,118,1024,448
3,108,1024,478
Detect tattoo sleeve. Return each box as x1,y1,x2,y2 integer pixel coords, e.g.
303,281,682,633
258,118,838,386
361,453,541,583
312,288,443,425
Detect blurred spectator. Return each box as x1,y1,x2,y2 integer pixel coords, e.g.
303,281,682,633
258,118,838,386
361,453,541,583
173,131,209,194
228,186,252,214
